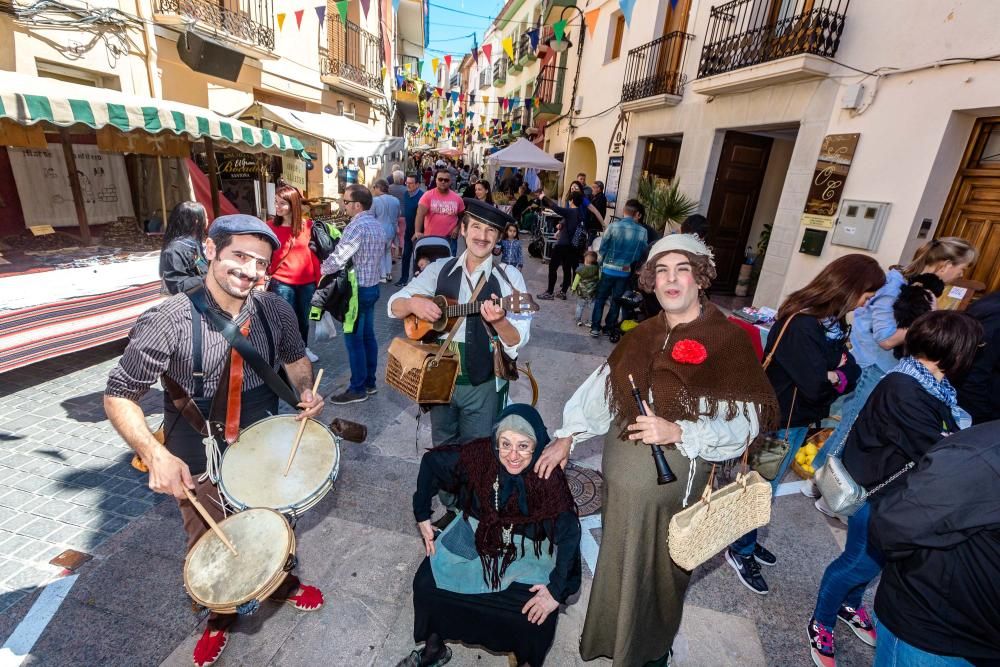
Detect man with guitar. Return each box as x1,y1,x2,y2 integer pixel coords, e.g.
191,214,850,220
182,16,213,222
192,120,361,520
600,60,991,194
388,199,535,446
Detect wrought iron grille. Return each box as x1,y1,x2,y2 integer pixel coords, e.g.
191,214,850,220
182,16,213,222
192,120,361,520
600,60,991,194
698,0,849,78
536,62,566,109
155,0,275,50
493,55,509,82
479,68,490,89
621,31,694,102
323,17,383,92
516,33,531,61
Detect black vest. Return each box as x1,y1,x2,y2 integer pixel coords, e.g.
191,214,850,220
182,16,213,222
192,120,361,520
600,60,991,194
435,257,504,386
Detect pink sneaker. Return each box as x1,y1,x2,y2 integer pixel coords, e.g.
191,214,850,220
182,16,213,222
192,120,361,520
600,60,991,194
837,605,877,647
808,617,836,667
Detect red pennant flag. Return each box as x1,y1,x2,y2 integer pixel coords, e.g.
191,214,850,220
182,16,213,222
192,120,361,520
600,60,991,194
444,54,452,69
482,44,492,64
360,0,371,20
294,9,304,28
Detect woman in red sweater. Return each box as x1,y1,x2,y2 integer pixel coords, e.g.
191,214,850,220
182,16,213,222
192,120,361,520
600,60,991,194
268,184,321,361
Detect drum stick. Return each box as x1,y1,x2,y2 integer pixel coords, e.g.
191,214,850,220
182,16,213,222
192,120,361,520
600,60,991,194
182,487,238,557
283,369,324,476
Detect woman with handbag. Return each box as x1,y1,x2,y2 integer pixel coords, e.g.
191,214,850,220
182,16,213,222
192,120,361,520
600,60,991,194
267,184,322,362
726,254,885,595
398,404,581,667
806,237,977,510
807,310,981,667
534,234,779,666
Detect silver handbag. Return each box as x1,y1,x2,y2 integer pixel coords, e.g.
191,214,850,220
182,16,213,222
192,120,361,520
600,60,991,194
815,455,914,516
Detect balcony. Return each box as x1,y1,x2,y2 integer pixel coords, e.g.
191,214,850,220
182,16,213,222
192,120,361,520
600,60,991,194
153,0,274,52
621,31,694,111
321,18,383,95
516,33,534,63
493,56,510,85
534,62,566,122
479,69,490,90
694,0,848,95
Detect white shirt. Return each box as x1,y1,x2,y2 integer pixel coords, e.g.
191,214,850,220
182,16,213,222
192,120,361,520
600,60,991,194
386,252,532,358
554,364,761,462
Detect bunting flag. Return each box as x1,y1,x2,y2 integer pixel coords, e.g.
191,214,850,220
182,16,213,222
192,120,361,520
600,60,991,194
469,92,476,105
471,45,478,63
619,0,636,26
527,28,540,51
584,8,600,37
294,9,304,28
431,57,440,73
381,65,387,80
403,63,412,75
459,93,465,103
444,54,452,70
482,95,489,105
450,91,459,105
500,97,508,110
314,5,325,23
525,98,534,110
335,0,348,23
395,73,405,88
553,19,567,43
276,12,286,30
435,86,443,97
502,36,515,60
392,0,400,12
482,44,492,64
417,59,424,76
360,0,371,20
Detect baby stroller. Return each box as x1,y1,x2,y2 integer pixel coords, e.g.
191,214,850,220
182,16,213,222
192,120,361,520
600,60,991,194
412,236,453,277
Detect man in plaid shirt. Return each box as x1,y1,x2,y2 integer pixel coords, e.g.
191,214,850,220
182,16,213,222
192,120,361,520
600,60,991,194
590,199,649,336
322,184,386,403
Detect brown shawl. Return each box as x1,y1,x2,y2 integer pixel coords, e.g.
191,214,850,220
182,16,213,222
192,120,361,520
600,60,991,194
605,302,778,440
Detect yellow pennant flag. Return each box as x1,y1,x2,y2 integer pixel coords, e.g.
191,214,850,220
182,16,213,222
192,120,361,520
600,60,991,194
276,12,286,30
482,95,489,105
584,8,601,38
431,57,440,73
502,36,515,61
404,63,412,74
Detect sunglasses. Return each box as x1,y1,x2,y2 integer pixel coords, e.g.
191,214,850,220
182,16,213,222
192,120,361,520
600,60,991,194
344,198,359,204
436,178,451,182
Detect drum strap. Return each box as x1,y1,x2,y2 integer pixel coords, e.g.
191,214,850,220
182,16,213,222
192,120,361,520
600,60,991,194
190,301,204,398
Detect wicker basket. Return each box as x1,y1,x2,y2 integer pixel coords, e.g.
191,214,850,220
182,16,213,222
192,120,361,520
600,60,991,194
385,337,459,405
791,427,834,479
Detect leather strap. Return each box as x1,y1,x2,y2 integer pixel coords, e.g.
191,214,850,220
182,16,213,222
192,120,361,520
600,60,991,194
190,301,204,398
762,313,800,440
161,374,210,436
186,285,301,407
431,272,486,366
225,320,251,443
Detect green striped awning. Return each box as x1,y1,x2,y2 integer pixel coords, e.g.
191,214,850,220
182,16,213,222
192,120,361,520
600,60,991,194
0,71,305,156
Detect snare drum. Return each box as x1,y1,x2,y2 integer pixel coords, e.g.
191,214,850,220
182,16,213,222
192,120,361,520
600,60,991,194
218,415,341,517
183,508,295,614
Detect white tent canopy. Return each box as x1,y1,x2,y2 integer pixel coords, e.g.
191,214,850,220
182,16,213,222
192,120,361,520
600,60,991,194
485,138,564,172
234,102,404,159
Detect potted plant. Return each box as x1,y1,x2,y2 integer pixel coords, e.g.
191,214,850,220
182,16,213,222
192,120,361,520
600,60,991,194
637,176,698,234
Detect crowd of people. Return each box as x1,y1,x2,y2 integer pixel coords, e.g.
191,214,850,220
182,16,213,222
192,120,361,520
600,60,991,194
128,162,1000,667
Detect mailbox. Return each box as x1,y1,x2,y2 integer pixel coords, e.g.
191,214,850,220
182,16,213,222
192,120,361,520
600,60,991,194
831,200,890,251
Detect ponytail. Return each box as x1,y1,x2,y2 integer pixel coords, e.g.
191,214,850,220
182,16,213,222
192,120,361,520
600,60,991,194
900,236,976,278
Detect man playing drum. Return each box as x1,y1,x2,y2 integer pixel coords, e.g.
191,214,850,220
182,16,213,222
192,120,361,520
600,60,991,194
104,215,326,667
389,199,533,452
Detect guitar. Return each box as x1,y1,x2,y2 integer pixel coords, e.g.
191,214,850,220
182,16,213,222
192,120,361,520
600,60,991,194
403,292,540,341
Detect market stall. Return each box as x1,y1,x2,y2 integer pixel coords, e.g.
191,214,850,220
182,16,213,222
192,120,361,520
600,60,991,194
0,71,305,373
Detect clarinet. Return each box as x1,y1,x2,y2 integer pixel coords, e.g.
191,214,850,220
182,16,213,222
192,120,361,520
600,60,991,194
628,374,677,485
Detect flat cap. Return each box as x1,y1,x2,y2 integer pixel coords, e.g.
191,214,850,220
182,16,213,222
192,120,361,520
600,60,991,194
463,197,515,232
208,214,280,250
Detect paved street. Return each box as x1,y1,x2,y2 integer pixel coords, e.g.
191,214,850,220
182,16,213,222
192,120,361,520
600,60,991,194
0,258,875,666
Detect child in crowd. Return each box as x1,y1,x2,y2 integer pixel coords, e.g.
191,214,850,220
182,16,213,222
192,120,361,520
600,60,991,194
414,256,431,276
572,250,600,326
499,222,524,269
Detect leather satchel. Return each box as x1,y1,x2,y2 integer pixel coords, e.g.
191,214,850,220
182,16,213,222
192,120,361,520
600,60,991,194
486,321,519,382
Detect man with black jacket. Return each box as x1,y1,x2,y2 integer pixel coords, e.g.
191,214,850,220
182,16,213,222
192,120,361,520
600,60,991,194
957,290,1000,424
869,421,1000,667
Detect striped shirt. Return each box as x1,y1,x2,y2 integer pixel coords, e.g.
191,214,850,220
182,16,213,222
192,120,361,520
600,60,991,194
320,210,384,287
105,288,305,402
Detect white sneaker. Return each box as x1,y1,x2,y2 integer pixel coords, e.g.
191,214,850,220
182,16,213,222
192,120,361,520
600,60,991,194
815,497,847,524
801,480,820,498
305,347,320,363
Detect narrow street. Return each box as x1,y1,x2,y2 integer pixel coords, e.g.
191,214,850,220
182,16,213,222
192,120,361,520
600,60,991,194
0,261,874,666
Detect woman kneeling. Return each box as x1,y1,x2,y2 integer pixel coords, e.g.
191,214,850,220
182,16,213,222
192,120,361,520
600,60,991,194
399,404,582,667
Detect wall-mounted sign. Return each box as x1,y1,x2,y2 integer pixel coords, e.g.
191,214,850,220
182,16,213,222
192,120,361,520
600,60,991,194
605,156,623,205
217,154,258,179
801,133,859,229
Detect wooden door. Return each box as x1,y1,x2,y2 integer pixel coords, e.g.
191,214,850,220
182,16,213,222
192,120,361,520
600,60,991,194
656,0,692,84
706,131,773,292
938,117,1000,293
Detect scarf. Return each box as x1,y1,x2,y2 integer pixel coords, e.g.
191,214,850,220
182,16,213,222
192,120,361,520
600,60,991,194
605,302,779,440
889,356,966,427
451,405,575,590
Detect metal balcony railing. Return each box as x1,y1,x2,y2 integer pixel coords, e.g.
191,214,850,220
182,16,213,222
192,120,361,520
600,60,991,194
536,62,566,109
621,31,695,102
154,0,274,50
479,69,490,89
518,105,533,130
322,18,383,92
493,56,509,82
698,0,849,78
516,33,531,61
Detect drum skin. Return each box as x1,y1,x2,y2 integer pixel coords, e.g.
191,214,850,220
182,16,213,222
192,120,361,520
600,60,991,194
184,508,294,613
219,415,340,514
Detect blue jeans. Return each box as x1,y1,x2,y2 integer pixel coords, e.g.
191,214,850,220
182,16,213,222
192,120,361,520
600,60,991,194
812,365,885,469
731,426,808,556
269,279,316,345
590,273,630,332
344,284,380,393
400,223,415,282
812,501,884,627
874,617,973,666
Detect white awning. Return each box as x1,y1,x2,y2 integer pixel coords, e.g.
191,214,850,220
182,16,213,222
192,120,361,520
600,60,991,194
485,138,564,172
234,102,405,160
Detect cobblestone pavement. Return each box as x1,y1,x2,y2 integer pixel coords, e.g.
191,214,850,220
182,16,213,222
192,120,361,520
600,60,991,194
0,257,874,666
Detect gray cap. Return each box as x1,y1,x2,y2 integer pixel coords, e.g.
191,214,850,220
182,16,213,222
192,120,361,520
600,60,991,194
208,214,280,250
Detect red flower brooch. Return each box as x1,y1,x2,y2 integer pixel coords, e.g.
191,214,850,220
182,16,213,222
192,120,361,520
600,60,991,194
671,339,708,365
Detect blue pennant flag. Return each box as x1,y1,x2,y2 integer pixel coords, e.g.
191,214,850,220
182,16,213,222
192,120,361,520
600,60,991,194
527,28,539,51
619,0,636,26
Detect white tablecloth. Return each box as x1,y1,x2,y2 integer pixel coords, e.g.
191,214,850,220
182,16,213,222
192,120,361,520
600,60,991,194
0,255,161,311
